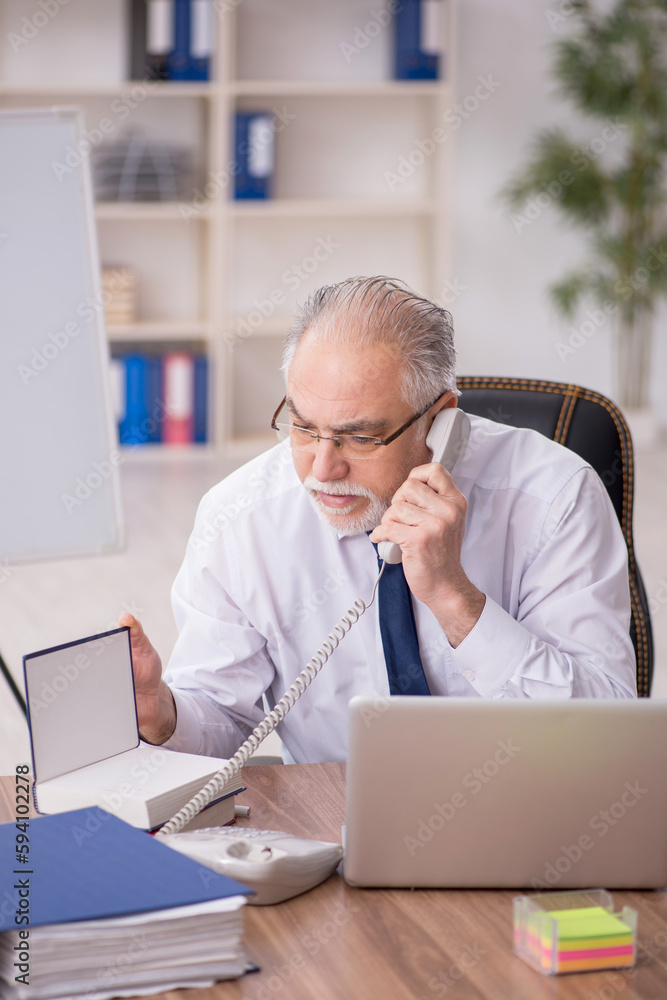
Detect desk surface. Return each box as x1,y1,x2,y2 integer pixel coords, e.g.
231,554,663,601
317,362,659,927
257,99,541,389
3,764,667,1000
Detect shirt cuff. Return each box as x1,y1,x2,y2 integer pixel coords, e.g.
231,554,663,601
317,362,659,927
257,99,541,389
161,689,205,754
450,596,532,697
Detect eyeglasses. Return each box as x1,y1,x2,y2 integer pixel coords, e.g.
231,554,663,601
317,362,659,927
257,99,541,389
270,395,443,460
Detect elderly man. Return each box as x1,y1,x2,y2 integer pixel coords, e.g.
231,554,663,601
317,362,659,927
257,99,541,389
123,276,636,764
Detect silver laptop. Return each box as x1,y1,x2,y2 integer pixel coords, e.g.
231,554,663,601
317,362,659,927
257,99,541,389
343,696,667,889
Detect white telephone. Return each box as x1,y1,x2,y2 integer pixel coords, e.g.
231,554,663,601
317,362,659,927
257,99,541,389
159,827,344,905
377,406,471,564
157,406,471,899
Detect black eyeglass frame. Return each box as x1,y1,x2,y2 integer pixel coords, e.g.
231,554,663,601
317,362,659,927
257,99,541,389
270,394,446,452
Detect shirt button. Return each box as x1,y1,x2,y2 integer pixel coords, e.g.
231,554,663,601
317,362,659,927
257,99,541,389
464,670,475,682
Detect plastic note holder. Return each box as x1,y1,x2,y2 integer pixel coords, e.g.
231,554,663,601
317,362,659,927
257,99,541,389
513,889,637,975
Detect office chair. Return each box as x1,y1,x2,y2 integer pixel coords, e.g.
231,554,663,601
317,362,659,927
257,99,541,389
457,376,653,697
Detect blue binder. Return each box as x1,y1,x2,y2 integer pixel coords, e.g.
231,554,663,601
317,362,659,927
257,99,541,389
188,0,213,80
119,355,150,446
145,355,163,443
169,0,193,80
394,0,441,80
234,112,275,200
0,807,251,930
194,354,208,443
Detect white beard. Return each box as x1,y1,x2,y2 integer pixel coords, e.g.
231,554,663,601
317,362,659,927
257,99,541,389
303,474,390,537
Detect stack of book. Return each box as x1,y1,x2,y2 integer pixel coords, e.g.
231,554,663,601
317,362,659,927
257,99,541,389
23,627,242,831
110,350,208,445
101,266,138,326
0,807,253,1000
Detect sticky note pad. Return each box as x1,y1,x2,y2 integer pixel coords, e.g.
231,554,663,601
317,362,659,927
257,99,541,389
513,892,637,975
544,907,635,973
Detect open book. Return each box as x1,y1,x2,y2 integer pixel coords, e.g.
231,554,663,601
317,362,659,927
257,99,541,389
23,626,243,831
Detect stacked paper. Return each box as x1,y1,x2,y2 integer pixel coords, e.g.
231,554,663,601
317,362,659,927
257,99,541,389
0,807,253,999
0,898,248,1000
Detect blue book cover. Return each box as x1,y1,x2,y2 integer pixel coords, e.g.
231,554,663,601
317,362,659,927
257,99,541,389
145,355,163,443
194,354,208,443
169,0,194,80
234,112,274,200
119,355,150,446
0,807,251,931
394,0,441,80
189,0,213,80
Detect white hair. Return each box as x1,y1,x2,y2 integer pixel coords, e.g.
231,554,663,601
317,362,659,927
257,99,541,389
281,276,458,409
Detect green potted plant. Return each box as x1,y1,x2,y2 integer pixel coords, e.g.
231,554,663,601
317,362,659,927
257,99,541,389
502,0,667,433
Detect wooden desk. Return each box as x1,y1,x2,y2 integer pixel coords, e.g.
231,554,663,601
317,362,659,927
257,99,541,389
3,765,667,1000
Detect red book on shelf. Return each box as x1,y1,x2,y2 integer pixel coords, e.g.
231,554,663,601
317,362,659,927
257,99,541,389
162,352,195,444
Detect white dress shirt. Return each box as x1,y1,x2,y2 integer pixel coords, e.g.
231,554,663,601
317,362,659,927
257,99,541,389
163,414,637,764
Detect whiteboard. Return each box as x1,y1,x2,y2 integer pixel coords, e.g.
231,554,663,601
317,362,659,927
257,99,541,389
0,108,124,563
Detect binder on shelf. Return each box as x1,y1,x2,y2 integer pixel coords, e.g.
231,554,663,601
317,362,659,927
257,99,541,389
189,0,214,80
145,0,174,81
169,0,193,80
146,355,164,443
114,348,207,447
129,0,148,81
119,354,151,446
194,354,208,443
163,351,195,443
394,0,443,80
234,112,275,200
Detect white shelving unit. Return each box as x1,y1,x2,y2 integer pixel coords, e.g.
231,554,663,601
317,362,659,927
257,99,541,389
0,0,455,454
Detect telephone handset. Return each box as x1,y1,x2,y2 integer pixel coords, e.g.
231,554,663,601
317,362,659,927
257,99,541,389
377,406,471,565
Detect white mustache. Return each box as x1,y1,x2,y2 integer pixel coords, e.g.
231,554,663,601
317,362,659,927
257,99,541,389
304,475,374,499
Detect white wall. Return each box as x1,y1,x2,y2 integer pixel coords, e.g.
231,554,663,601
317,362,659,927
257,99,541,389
450,0,667,424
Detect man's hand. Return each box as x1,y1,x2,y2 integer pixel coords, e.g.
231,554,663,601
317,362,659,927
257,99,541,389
368,463,485,647
119,613,177,745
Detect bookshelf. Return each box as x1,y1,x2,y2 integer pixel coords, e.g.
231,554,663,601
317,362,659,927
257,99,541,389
0,0,455,454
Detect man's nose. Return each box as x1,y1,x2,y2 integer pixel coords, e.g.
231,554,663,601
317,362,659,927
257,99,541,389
311,437,350,481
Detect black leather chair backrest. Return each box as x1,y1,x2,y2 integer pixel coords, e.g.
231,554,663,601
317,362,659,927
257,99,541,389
457,376,653,697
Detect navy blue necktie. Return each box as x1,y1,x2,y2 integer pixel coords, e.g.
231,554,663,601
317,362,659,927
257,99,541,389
371,541,431,696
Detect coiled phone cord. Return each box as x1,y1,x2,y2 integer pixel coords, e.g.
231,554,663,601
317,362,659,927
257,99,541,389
156,563,386,837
